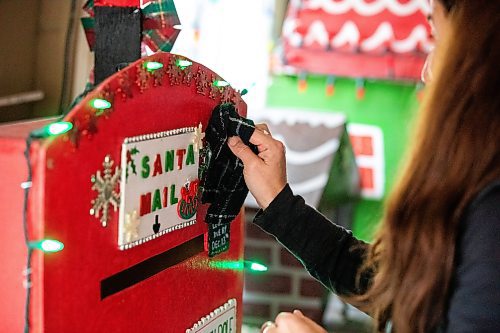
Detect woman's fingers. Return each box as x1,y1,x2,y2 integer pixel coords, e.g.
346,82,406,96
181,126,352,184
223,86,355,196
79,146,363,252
258,151,273,163
260,320,278,333
262,311,329,333
228,136,261,167
293,310,304,317
227,124,287,210
251,124,287,157
252,132,285,155
292,310,325,329
274,312,295,326
250,127,277,146
255,123,271,135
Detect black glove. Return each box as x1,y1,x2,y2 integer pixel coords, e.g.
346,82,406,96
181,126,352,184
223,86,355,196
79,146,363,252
201,103,257,224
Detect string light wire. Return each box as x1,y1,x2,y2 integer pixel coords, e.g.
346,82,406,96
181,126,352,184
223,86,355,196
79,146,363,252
22,137,33,333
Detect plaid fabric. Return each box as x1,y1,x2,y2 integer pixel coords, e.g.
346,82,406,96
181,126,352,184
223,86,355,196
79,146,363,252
81,17,96,51
142,27,180,53
202,103,257,225
81,0,180,53
142,0,180,52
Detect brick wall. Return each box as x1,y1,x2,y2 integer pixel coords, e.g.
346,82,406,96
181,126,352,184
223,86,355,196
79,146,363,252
242,208,328,326
242,208,373,332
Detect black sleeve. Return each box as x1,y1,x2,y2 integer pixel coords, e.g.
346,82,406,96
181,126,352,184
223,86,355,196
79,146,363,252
444,183,500,332
253,184,371,296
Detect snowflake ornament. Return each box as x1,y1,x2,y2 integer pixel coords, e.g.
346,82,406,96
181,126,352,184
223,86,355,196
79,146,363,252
124,210,140,243
192,123,205,152
90,155,121,227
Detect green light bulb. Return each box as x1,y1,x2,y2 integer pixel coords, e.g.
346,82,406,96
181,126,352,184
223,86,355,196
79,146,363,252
176,59,193,69
90,98,112,110
30,121,73,138
210,261,244,270
209,260,269,273
144,61,164,71
213,80,230,88
47,122,73,136
248,262,268,272
40,240,64,252
29,239,64,253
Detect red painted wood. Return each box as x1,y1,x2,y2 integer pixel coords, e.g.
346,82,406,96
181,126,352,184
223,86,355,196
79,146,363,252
95,0,140,7
282,1,431,80
0,137,29,332
0,119,53,332
0,52,245,332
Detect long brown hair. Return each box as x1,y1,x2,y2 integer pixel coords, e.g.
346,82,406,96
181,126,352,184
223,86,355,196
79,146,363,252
357,1,500,332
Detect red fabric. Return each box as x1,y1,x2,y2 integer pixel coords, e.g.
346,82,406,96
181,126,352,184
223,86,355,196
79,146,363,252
285,47,425,79
0,119,54,331
0,53,245,332
281,0,432,81
94,0,140,6
0,138,29,332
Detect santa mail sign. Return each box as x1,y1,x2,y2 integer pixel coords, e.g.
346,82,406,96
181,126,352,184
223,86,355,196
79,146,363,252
118,127,202,250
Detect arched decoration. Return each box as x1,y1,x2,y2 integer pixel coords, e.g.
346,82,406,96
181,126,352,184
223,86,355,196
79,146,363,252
25,52,245,332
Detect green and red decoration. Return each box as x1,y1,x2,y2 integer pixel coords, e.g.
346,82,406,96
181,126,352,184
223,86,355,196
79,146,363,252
0,51,247,332
82,0,181,54
66,54,244,147
177,179,200,220
278,0,432,81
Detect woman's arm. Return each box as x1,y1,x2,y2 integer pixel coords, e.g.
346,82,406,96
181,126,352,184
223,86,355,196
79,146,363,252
228,125,372,296
254,184,371,296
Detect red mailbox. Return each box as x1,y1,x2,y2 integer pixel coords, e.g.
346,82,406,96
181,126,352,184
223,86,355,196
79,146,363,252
0,52,245,332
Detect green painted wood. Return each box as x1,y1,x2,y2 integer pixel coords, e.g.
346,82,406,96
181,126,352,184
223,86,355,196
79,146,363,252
267,75,420,241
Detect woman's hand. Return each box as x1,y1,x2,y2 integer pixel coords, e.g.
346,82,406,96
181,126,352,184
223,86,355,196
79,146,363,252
260,310,329,333
228,123,287,209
